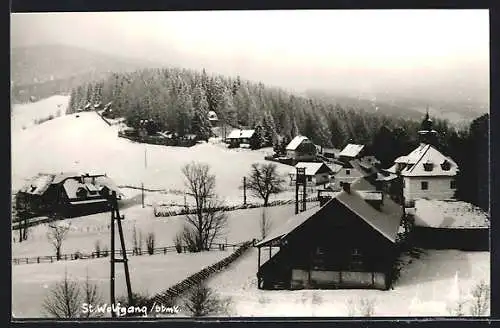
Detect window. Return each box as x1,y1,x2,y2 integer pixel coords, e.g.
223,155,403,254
421,181,429,190
423,163,434,172
307,176,312,182
346,169,351,175
450,179,456,189
441,160,451,171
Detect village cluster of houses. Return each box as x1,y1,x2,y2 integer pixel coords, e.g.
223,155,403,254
254,112,486,291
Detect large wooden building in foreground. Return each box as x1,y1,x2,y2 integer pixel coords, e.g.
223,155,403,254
255,177,403,290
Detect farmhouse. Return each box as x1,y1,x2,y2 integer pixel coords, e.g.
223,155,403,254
15,172,122,217
335,159,378,185
384,112,458,203
286,136,317,162
227,129,256,148
289,162,333,186
338,144,366,162
255,177,403,290
385,145,458,202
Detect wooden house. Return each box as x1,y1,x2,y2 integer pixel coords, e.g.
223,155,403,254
226,129,256,148
338,144,366,162
15,173,123,218
255,177,403,290
289,162,334,186
286,136,317,162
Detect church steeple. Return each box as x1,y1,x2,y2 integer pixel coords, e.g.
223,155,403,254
418,107,438,145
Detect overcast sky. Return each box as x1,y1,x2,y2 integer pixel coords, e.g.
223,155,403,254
11,10,489,100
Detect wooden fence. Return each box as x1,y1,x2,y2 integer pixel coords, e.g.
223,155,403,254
11,242,246,265
153,197,319,218
147,240,253,310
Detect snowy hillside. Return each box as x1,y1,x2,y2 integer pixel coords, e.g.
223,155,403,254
11,98,292,204
10,95,70,132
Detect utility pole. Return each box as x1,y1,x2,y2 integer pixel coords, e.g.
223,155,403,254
243,177,247,205
109,191,133,317
141,183,145,208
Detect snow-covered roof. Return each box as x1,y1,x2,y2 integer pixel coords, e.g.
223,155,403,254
339,144,365,158
399,144,458,177
286,136,309,150
227,129,255,139
290,162,333,176
256,177,402,246
413,199,489,228
326,163,343,174
208,111,218,120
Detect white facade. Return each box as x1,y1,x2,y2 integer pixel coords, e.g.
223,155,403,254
403,176,456,201
335,167,364,184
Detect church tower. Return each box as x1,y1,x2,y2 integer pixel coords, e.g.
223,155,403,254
417,108,439,146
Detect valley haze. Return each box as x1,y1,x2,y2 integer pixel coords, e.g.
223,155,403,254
10,10,489,121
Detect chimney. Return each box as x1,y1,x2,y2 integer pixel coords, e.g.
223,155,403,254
341,182,351,193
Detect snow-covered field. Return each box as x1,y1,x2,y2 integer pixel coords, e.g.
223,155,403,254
12,204,296,258
11,98,294,205
205,248,490,317
11,95,70,132
12,251,227,318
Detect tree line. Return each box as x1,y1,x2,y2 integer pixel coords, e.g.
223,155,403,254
66,67,489,211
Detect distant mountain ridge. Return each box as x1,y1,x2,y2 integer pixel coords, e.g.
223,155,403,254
10,44,159,103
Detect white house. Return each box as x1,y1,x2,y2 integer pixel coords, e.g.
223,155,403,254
289,162,333,186
334,160,367,184
386,143,459,202
286,136,317,161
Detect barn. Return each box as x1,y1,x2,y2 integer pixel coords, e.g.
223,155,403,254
285,136,317,162
337,144,366,162
289,162,334,186
226,129,256,148
15,173,123,217
255,177,403,290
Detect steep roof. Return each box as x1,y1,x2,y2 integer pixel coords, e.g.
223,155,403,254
286,136,309,150
227,129,255,139
339,144,365,158
290,162,333,176
256,177,402,246
400,144,458,177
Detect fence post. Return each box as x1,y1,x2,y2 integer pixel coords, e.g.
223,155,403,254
26,258,28,264
37,257,40,263
51,256,53,263
164,247,167,254
65,254,67,261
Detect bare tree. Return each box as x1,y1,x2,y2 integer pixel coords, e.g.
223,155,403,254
247,163,285,207
47,221,71,260
181,162,228,252
259,208,272,239
470,280,490,316
359,298,376,317
82,269,104,318
146,232,155,255
131,225,143,255
42,270,82,318
183,283,232,317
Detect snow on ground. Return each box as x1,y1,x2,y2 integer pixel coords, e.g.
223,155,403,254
205,248,490,317
11,95,70,132
413,199,490,228
11,102,293,202
12,204,296,258
12,251,227,318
